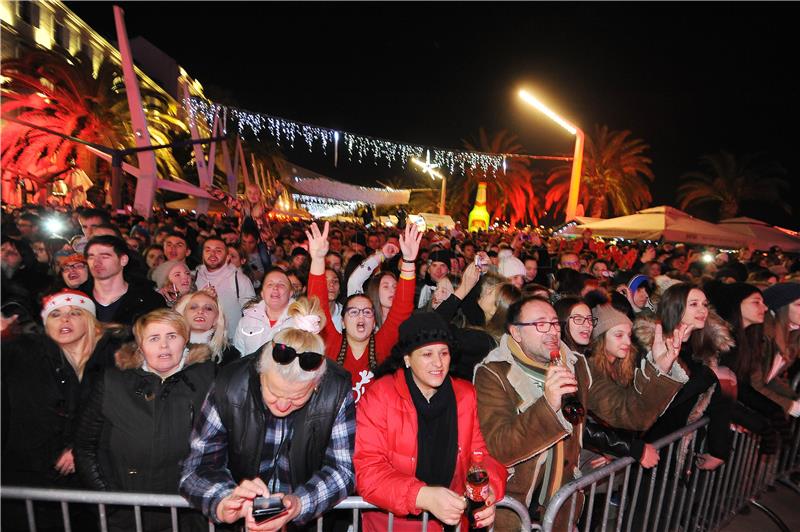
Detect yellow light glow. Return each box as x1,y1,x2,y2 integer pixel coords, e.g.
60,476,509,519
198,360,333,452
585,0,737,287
34,26,53,49
0,1,15,24
518,89,577,135
411,157,444,180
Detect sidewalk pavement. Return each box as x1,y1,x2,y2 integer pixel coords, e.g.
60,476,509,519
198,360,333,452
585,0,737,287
722,482,800,532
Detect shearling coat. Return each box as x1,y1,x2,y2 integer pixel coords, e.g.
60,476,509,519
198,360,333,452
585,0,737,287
474,335,591,531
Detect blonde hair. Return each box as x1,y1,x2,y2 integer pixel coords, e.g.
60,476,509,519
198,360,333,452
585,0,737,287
258,296,327,383
173,291,228,361
45,307,106,359
590,333,636,387
133,309,190,347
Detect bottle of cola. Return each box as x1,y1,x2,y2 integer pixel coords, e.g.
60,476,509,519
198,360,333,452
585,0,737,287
465,451,489,531
550,350,585,424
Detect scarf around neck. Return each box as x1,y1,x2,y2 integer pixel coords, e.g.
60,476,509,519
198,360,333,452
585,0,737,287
404,368,458,489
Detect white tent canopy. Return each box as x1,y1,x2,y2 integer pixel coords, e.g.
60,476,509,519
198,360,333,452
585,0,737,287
284,164,411,205
719,217,800,252
569,206,749,248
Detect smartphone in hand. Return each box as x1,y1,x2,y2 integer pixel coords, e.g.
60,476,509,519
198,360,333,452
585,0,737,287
252,495,288,523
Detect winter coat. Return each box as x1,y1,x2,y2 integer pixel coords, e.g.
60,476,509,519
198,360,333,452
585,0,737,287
355,369,506,531
308,271,415,396
232,300,294,355
749,336,798,414
634,312,734,460
585,349,688,432
434,292,498,381
74,343,215,532
1,327,131,488
474,335,591,532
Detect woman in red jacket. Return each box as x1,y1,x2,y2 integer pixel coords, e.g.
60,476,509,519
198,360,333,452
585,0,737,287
355,312,506,531
306,221,419,400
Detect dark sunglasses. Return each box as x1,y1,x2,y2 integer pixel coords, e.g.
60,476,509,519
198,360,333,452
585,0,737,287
272,342,324,371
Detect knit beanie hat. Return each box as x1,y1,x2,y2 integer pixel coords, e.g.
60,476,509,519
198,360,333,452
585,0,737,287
392,312,454,357
591,304,633,339
498,255,526,279
150,260,185,289
707,282,761,323
762,282,800,313
429,249,454,265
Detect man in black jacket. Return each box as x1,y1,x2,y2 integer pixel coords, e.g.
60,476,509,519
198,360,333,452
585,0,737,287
83,235,165,325
180,339,355,531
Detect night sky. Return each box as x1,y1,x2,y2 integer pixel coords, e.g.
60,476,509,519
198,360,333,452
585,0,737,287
67,2,799,228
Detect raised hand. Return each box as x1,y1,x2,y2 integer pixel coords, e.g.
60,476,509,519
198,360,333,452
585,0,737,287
399,223,423,261
306,221,330,260
652,322,683,373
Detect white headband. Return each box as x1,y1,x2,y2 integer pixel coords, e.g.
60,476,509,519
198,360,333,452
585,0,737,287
41,290,96,322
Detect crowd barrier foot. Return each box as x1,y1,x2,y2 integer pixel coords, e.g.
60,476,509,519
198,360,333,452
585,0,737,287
748,498,791,532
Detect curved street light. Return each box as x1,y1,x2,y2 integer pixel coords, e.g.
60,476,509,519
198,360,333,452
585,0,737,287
518,89,585,221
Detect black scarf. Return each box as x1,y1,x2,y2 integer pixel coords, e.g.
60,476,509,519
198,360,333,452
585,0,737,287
404,368,458,489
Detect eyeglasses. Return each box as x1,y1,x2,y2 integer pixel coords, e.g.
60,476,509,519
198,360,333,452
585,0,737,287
568,315,598,326
62,262,87,272
344,307,374,319
513,320,563,333
272,342,324,371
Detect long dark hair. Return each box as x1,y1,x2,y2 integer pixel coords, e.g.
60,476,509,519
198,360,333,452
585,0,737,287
659,282,724,365
720,290,764,384
554,296,588,353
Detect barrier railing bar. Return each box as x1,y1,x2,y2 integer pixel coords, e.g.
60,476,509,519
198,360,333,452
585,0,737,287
640,464,659,531
98,503,108,532
613,464,631,532
651,441,674,532
599,471,614,532
134,504,143,532
623,464,643,532
679,455,701,532
60,500,72,532
582,481,597,532
25,499,36,532
421,511,429,530
661,442,683,532
567,492,577,529
352,508,359,532
709,449,731,529
718,430,742,524
170,506,178,532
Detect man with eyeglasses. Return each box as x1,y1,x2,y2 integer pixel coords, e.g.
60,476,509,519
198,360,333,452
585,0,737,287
474,297,688,531
180,303,355,531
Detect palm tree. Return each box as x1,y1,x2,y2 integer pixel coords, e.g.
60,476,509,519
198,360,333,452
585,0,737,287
677,151,790,220
545,125,654,219
1,49,189,193
457,128,543,226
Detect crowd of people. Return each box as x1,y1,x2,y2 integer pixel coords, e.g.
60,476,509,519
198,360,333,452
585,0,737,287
1,201,799,531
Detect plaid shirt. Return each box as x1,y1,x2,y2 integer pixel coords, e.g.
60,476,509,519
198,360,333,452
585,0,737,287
179,383,356,524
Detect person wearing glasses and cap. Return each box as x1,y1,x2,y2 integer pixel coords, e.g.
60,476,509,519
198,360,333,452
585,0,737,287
180,296,355,531
473,295,686,531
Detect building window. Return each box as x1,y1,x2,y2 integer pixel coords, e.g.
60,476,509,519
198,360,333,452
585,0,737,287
18,1,40,27
54,21,70,49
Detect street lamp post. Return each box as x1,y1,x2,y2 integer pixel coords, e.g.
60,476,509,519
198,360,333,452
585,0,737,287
518,89,584,222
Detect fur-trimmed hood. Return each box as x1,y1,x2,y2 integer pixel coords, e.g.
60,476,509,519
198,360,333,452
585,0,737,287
633,310,735,360
114,342,212,371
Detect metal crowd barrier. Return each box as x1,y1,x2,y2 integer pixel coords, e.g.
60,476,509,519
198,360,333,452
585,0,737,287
0,488,531,532
539,373,800,532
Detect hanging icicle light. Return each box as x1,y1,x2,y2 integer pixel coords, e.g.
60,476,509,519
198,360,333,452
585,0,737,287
185,97,513,175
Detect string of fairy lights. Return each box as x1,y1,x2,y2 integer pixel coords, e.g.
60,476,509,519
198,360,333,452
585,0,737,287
185,97,516,175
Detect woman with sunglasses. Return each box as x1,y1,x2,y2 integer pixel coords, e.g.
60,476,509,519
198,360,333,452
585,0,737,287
1,289,130,530
355,312,506,531
74,309,214,531
307,221,421,400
